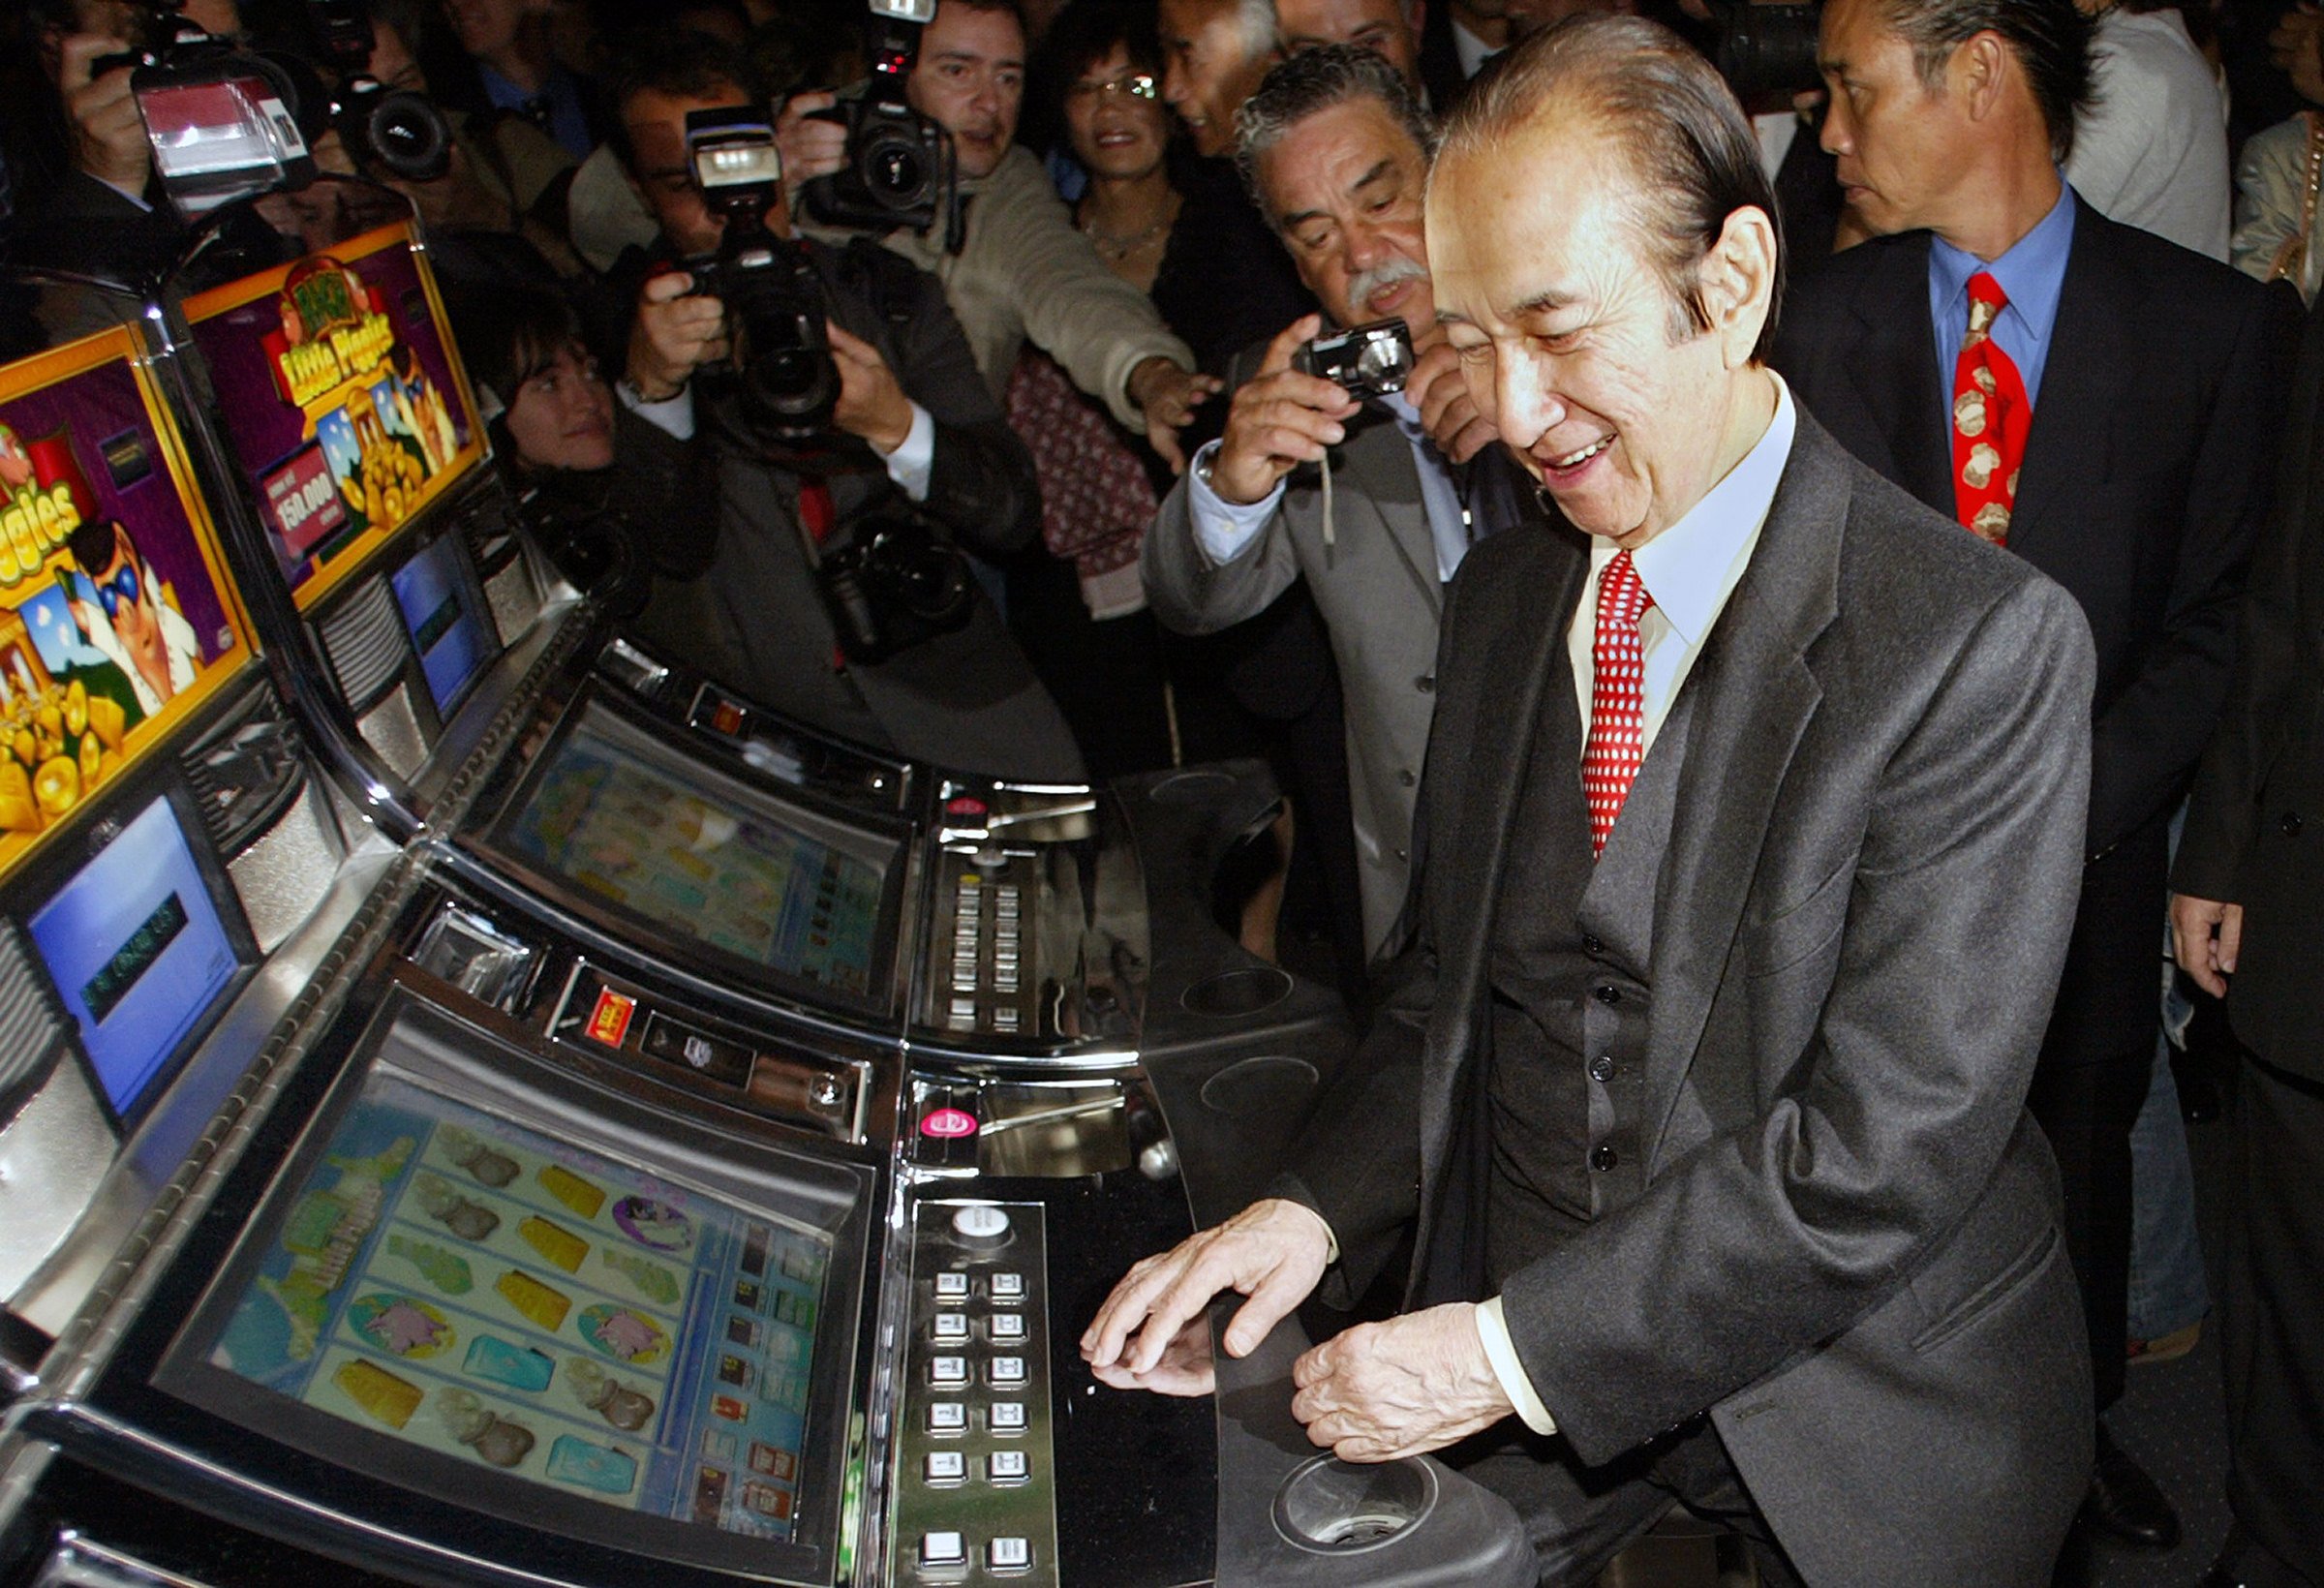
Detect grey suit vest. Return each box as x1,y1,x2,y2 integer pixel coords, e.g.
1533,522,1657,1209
1483,634,1695,1291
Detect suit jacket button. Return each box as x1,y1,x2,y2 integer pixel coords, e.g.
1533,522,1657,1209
1398,769,1416,787
1393,847,1409,863
1416,674,1435,693
1593,985,1620,1005
1590,1144,1617,1172
2284,811,2306,837
1590,1055,1616,1084
1582,933,1605,955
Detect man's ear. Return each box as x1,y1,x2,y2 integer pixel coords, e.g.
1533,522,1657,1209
1700,203,1779,368
1953,28,2010,123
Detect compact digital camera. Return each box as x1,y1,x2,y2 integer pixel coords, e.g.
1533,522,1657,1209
683,107,841,440
798,0,963,251
1295,319,1417,402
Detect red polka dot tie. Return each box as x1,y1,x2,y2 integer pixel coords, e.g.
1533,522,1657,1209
1582,549,1654,857
1950,271,2032,546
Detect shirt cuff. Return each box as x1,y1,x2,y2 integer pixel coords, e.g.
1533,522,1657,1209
1187,440,1284,566
1474,1297,1557,1436
882,402,935,502
619,381,695,441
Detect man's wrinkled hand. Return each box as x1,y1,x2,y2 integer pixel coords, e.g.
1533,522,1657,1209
828,321,915,454
59,33,151,195
1210,315,1360,505
1290,1304,1514,1462
627,270,726,398
776,91,849,215
1404,339,1497,465
2169,893,2243,999
1081,1198,1332,1390
1129,356,1222,474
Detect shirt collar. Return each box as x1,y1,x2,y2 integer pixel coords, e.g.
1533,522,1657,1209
1929,182,2076,344
1451,17,1496,77
1620,372,1796,649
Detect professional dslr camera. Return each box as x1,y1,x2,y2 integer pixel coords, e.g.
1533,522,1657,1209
813,504,974,664
1295,319,1417,402
267,0,453,184
682,107,843,442
798,0,963,253
92,0,316,216
1705,0,1823,102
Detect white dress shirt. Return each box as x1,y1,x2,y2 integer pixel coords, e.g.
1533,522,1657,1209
1476,370,1799,1435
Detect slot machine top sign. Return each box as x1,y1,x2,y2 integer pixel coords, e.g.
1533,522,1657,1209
0,328,257,886
181,221,484,611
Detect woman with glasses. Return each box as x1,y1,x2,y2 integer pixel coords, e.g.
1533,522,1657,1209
1055,15,1179,292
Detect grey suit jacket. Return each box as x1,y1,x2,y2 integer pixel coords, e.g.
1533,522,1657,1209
1144,410,1527,956
1282,412,2099,1585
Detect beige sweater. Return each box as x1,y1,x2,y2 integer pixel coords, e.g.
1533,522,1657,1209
815,144,1196,432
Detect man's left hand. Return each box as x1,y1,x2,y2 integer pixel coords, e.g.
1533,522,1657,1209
1404,340,1497,465
1128,355,1222,474
1290,1303,1514,1462
828,321,915,454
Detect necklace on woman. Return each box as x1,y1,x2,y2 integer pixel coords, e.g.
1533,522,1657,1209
1079,192,1179,260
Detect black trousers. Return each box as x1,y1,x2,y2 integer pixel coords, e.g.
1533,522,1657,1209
2026,812,2172,1413
2222,1055,2324,1586
1450,1417,1804,1587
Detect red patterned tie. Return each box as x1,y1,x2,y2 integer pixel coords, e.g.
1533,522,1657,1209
1582,549,1654,857
1950,271,2032,545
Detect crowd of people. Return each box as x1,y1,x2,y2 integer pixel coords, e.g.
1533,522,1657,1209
6,0,2324,1582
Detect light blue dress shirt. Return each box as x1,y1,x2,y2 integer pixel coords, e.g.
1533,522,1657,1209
1927,183,2078,411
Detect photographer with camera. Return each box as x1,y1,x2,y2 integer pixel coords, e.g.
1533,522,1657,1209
607,36,1082,782
11,0,245,275
1143,45,1538,961
774,0,1219,475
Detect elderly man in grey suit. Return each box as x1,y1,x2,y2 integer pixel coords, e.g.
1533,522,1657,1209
1144,44,1535,959
1090,17,2097,1584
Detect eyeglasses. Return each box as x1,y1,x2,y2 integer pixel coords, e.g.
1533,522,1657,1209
94,562,140,621
1066,73,1158,104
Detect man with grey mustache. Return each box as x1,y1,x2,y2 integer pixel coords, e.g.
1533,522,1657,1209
1143,42,1541,961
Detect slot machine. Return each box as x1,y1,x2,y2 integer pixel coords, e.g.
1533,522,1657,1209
0,195,1534,1586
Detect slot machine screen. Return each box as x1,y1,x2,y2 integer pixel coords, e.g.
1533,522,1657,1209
179,221,484,612
0,325,257,891
389,534,491,716
488,703,902,1011
28,794,244,1117
153,1018,866,1579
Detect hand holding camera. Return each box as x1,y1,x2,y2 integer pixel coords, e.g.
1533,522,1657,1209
826,321,915,455
628,270,729,401
1209,314,1361,507
775,92,850,213
58,30,152,195
1403,337,1498,467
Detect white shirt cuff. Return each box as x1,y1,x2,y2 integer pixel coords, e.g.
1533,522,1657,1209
882,402,935,502
1187,440,1285,566
619,380,695,441
1474,1297,1557,1435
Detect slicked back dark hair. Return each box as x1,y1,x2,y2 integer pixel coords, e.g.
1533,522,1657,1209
1234,43,1435,229
603,29,770,170
1438,14,1784,361
1877,0,2094,162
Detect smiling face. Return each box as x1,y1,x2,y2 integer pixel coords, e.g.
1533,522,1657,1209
1275,0,1423,91
907,1,1026,180
1257,95,1434,333
505,343,615,472
1064,45,1171,181
1429,108,1767,546
1816,0,1975,237
1159,0,1273,157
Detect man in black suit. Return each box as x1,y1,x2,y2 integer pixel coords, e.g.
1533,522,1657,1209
2171,292,2324,1588
1088,18,2096,1583
1772,0,2300,1557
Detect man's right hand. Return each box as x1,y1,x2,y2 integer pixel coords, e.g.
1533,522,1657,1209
627,270,727,399
1208,315,1361,506
775,91,849,219
2170,893,2243,999
1080,1197,1332,1393
59,33,151,197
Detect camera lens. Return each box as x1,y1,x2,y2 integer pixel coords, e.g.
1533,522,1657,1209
862,131,934,209
1358,335,1413,392
365,88,452,182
